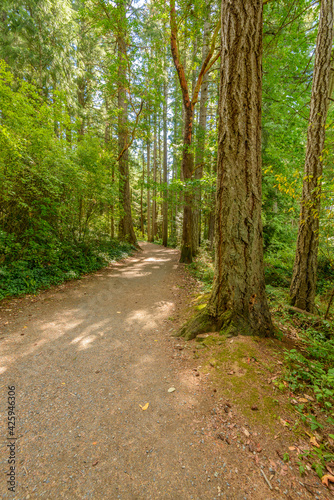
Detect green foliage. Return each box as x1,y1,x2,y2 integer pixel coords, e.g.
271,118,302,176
187,247,214,292
284,331,334,406
0,62,127,300
0,237,134,300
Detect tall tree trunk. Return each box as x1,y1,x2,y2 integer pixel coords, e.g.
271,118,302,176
147,138,151,242
117,16,137,246
181,0,273,340
104,103,114,239
180,108,194,262
207,154,216,249
192,19,210,255
141,150,145,237
110,162,115,239
152,115,157,241
170,0,220,263
208,80,219,249
290,0,334,313
163,78,168,247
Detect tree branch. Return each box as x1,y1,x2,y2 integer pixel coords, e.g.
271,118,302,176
170,0,191,110
203,51,220,75
191,19,221,106
117,101,144,162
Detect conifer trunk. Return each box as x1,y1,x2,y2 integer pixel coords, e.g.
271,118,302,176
181,0,273,339
163,78,168,246
180,107,194,263
290,0,334,312
147,138,151,242
117,30,137,246
152,116,157,241
192,19,210,255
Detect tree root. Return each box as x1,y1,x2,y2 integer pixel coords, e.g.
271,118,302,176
178,307,263,340
177,310,218,340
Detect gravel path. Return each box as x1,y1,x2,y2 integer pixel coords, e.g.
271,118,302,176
0,243,314,499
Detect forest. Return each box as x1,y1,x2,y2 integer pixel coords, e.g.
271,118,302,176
0,0,333,309
1,0,334,494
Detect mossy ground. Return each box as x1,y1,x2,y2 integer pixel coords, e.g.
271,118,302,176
181,257,334,484
192,332,296,437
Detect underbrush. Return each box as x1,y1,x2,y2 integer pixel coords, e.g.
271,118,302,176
0,237,134,301
187,247,214,292
187,246,334,479
269,289,334,478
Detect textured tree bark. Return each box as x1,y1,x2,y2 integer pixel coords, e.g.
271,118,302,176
180,0,273,339
163,79,168,247
192,19,210,255
208,80,219,250
151,116,157,242
141,150,145,237
117,26,137,246
147,137,151,242
290,0,334,313
170,0,220,263
180,107,194,263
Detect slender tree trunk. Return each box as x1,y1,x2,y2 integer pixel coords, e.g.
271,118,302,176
181,0,273,339
192,19,210,255
147,138,151,242
290,0,334,312
117,18,137,246
170,0,220,263
207,157,216,249
104,103,114,239
180,107,194,263
152,115,157,241
141,150,145,237
163,78,168,247
110,162,115,239
208,83,219,249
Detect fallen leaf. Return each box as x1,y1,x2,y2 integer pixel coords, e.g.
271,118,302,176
228,371,235,375
251,405,259,411
242,427,250,437
92,442,97,445
297,398,309,403
168,387,176,393
92,460,99,466
139,402,149,410
288,446,296,451
310,436,320,448
321,474,334,487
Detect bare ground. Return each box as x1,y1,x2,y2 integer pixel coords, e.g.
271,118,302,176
0,243,331,499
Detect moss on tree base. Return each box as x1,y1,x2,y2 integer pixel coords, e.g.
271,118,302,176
179,245,192,264
177,310,217,340
179,306,272,340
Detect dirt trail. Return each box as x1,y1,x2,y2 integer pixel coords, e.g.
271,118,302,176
0,243,319,499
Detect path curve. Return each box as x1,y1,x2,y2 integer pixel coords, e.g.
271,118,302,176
0,243,289,499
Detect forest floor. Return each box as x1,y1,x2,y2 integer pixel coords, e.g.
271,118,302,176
0,242,332,499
